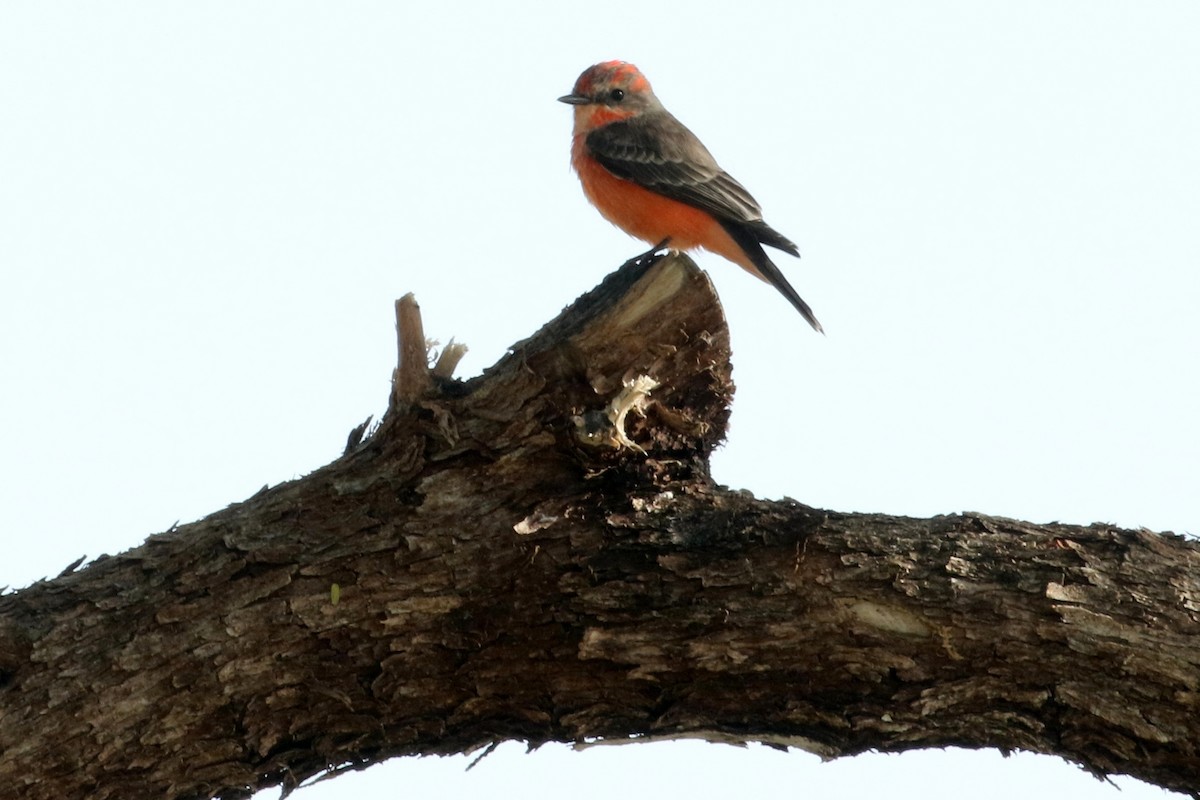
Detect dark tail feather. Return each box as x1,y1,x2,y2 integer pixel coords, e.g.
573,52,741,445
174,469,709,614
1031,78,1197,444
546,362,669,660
745,219,800,258
720,221,823,333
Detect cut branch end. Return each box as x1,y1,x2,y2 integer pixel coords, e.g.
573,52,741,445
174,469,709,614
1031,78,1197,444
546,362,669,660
391,293,432,413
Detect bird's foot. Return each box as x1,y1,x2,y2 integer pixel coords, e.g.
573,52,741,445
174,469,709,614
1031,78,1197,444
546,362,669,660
621,237,673,270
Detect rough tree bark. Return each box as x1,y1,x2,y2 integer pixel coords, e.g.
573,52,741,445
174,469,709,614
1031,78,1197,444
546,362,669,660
1,254,1197,800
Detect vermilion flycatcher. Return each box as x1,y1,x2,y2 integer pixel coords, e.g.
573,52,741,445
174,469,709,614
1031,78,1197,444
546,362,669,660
559,61,822,332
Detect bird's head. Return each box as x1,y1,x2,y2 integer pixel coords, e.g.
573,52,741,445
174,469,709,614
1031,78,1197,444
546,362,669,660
558,61,659,130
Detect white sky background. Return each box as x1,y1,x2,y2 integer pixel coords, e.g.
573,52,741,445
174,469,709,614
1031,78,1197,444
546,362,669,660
2,2,1198,798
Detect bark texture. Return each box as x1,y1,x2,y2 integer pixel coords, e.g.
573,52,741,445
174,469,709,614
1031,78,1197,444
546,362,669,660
1,254,1198,800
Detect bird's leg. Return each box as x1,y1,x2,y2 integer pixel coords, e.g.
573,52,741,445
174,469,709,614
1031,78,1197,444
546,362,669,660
622,237,673,270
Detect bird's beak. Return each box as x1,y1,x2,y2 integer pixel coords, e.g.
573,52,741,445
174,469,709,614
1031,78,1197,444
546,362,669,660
557,93,590,105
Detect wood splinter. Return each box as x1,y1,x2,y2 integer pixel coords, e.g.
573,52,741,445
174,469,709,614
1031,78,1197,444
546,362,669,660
432,339,469,379
607,374,659,452
571,374,660,452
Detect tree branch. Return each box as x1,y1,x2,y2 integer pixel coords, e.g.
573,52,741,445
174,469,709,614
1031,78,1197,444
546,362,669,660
1,254,1197,800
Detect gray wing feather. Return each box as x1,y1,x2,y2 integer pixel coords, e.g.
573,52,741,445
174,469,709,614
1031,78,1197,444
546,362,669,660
585,112,764,223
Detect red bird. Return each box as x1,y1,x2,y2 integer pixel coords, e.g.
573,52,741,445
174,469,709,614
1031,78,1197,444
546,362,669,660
559,61,822,332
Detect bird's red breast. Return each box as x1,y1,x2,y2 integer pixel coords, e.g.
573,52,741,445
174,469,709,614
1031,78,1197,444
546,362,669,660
570,134,757,275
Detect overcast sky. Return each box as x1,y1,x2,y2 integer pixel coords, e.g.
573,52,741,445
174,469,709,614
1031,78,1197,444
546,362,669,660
2,3,1197,799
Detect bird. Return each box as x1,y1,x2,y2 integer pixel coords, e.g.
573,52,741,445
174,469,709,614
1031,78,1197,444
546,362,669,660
558,61,822,333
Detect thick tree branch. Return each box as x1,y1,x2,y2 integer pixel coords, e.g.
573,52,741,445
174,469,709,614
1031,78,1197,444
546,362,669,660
1,254,1197,800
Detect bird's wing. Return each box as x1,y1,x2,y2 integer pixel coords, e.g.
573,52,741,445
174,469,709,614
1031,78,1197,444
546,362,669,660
585,112,765,224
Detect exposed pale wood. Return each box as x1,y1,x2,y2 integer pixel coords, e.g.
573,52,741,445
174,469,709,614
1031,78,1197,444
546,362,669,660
431,340,468,379
391,292,431,411
1,254,1197,800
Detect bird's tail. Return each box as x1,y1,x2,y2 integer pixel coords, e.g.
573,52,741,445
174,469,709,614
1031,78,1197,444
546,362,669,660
720,220,823,333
